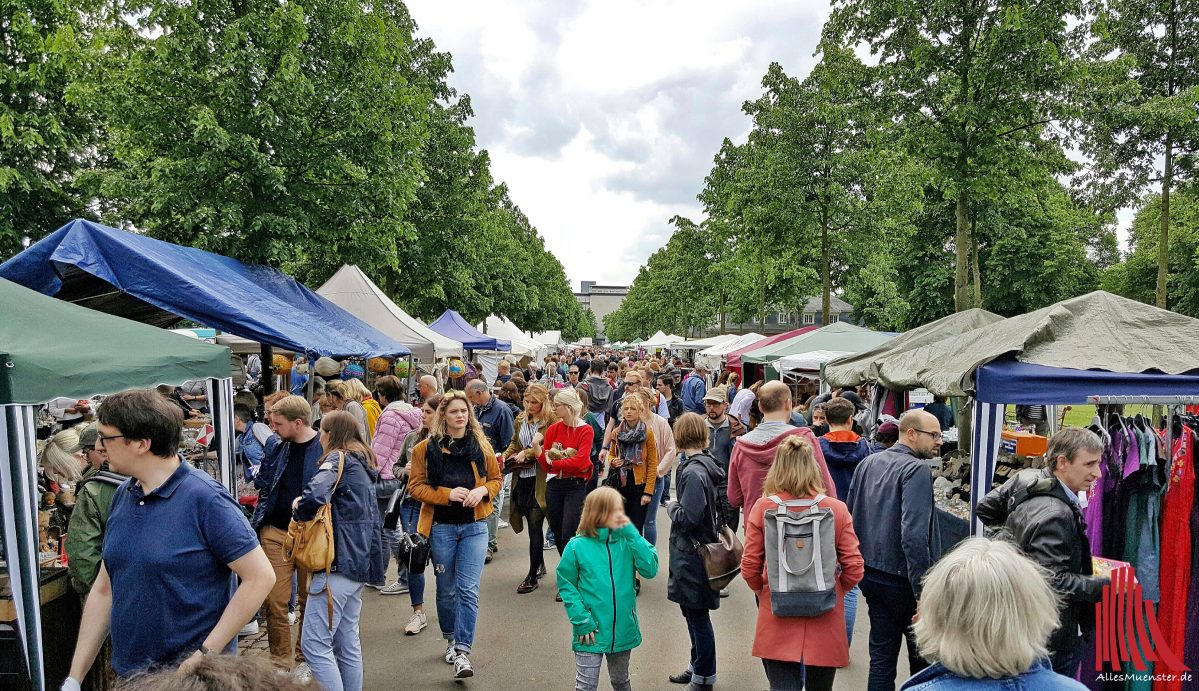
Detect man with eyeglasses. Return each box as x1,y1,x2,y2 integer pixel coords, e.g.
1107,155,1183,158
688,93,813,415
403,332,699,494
845,409,944,691
566,365,581,388
64,389,274,688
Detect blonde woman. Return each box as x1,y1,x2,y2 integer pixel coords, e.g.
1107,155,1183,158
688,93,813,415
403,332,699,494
342,378,380,438
325,381,368,440
40,428,84,486
408,391,503,680
740,435,863,691
504,384,558,593
604,391,658,534
901,538,1086,690
633,390,676,547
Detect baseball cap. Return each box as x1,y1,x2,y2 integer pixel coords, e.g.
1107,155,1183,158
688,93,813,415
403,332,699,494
77,423,99,449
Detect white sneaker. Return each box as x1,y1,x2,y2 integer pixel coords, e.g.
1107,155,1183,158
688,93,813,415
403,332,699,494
498,520,510,529
239,620,259,637
405,611,427,635
454,653,474,679
292,662,312,683
288,611,296,626
364,582,381,590
444,641,457,664
379,579,409,595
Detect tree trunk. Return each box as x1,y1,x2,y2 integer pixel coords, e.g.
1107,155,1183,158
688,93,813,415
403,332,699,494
1157,136,1173,309
759,248,767,328
971,216,982,308
821,213,831,326
954,189,971,311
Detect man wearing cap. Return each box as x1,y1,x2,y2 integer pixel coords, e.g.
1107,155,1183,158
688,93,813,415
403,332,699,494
702,385,745,531
681,364,709,415
67,425,129,597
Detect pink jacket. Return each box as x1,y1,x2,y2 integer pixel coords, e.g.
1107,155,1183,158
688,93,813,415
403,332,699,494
372,403,424,480
727,427,835,509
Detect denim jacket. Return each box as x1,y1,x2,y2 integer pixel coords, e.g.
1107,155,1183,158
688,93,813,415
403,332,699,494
294,451,385,584
901,659,1087,690
250,436,323,530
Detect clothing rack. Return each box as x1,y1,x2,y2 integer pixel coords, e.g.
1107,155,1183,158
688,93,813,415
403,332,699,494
1088,395,1199,405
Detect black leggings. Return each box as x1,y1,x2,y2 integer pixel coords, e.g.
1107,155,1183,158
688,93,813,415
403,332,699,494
546,478,587,555
519,504,545,582
762,659,835,691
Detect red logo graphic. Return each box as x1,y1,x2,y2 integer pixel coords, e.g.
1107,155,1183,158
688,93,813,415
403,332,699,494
1095,567,1189,673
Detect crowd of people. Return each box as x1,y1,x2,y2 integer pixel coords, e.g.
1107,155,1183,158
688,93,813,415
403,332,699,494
49,347,1105,691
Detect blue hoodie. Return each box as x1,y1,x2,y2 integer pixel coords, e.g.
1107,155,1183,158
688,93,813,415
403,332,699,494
818,431,872,500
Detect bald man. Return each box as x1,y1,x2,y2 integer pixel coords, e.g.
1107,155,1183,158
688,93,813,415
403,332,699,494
417,375,438,405
846,409,943,690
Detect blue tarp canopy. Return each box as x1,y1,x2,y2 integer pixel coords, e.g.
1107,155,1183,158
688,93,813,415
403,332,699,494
428,310,510,352
0,220,410,358
975,359,1199,404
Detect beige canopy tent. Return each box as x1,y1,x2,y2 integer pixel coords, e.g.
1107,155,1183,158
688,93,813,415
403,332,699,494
824,308,1003,387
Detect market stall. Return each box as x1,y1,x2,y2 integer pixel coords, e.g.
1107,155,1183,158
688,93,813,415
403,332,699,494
693,332,765,371
428,310,511,353
676,334,740,351
740,322,896,381
317,265,463,362
640,330,685,351
725,327,816,373
481,316,549,359
0,278,233,691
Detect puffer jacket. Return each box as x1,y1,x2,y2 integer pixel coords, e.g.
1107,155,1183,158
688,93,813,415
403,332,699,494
976,468,1107,663
372,402,424,480
293,450,386,584
556,523,659,654
818,431,872,500
667,451,725,610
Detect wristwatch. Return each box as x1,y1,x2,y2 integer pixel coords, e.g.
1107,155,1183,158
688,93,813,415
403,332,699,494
197,644,211,656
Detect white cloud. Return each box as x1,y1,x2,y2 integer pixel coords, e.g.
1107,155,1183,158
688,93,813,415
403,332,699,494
405,0,830,289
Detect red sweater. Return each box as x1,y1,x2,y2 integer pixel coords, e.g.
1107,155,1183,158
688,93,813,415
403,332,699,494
538,420,595,480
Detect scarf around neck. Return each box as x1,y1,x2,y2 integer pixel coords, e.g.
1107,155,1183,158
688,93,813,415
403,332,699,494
426,433,484,489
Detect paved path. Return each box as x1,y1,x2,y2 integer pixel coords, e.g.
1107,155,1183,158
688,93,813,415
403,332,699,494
250,505,915,689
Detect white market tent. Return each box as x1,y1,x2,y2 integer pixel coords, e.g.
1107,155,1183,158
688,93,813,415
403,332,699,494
317,265,463,361
695,332,765,370
678,333,740,350
642,330,685,349
481,316,550,358
777,349,854,373
533,330,565,348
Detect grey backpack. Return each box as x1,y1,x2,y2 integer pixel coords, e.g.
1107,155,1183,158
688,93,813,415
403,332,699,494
763,494,838,617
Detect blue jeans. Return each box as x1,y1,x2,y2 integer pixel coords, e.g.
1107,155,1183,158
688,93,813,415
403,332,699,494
398,500,424,606
301,572,364,691
381,526,399,578
643,478,667,546
844,584,859,647
430,519,488,653
681,605,717,685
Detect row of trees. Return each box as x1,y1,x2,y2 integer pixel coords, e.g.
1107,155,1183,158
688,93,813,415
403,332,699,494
2,0,596,340
604,0,1196,342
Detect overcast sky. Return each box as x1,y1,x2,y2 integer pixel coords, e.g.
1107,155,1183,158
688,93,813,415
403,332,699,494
404,0,833,290
404,2,1132,292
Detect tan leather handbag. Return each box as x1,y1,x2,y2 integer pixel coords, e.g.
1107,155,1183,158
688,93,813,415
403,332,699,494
285,451,346,627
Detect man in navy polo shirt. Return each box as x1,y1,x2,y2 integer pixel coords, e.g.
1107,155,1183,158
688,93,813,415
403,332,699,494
64,389,274,686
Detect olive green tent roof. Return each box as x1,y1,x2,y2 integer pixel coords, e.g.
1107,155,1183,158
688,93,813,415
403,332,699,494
741,322,896,366
0,278,232,405
870,291,1199,397
824,308,1003,387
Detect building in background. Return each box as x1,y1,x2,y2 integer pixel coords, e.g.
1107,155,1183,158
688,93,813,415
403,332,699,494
713,296,856,336
574,281,628,339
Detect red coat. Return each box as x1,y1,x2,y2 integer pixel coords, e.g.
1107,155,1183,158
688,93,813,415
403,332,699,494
741,492,864,667
727,426,835,509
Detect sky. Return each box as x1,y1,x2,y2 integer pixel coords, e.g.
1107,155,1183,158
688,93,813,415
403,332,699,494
404,0,834,290
404,1,1133,292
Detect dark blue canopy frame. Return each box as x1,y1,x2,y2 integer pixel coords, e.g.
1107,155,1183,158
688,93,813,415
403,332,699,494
428,310,511,352
0,220,410,358
969,358,1199,534
976,359,1199,404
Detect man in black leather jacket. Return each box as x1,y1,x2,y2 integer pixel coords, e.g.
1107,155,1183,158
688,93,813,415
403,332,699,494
976,427,1109,677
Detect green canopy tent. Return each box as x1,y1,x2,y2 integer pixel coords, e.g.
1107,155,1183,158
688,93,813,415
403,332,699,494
739,322,898,380
0,278,231,690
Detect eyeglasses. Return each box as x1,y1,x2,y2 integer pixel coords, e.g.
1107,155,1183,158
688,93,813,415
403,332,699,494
913,429,943,440
568,370,579,375
95,433,126,448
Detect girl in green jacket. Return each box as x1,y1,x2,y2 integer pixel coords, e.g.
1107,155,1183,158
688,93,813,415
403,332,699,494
556,486,659,691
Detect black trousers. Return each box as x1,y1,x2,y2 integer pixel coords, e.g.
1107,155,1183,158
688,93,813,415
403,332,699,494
547,477,587,555
607,474,649,532
761,659,835,691
859,568,928,691
519,504,545,583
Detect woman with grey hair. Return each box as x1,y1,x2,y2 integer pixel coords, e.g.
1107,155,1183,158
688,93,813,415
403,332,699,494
900,538,1087,689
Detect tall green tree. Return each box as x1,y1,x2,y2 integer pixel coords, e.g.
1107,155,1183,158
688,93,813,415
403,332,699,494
1076,0,1199,308
86,0,430,275
1,0,104,258
1103,189,1199,317
826,0,1085,311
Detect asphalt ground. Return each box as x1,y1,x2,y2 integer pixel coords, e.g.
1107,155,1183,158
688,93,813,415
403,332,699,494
348,505,913,690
